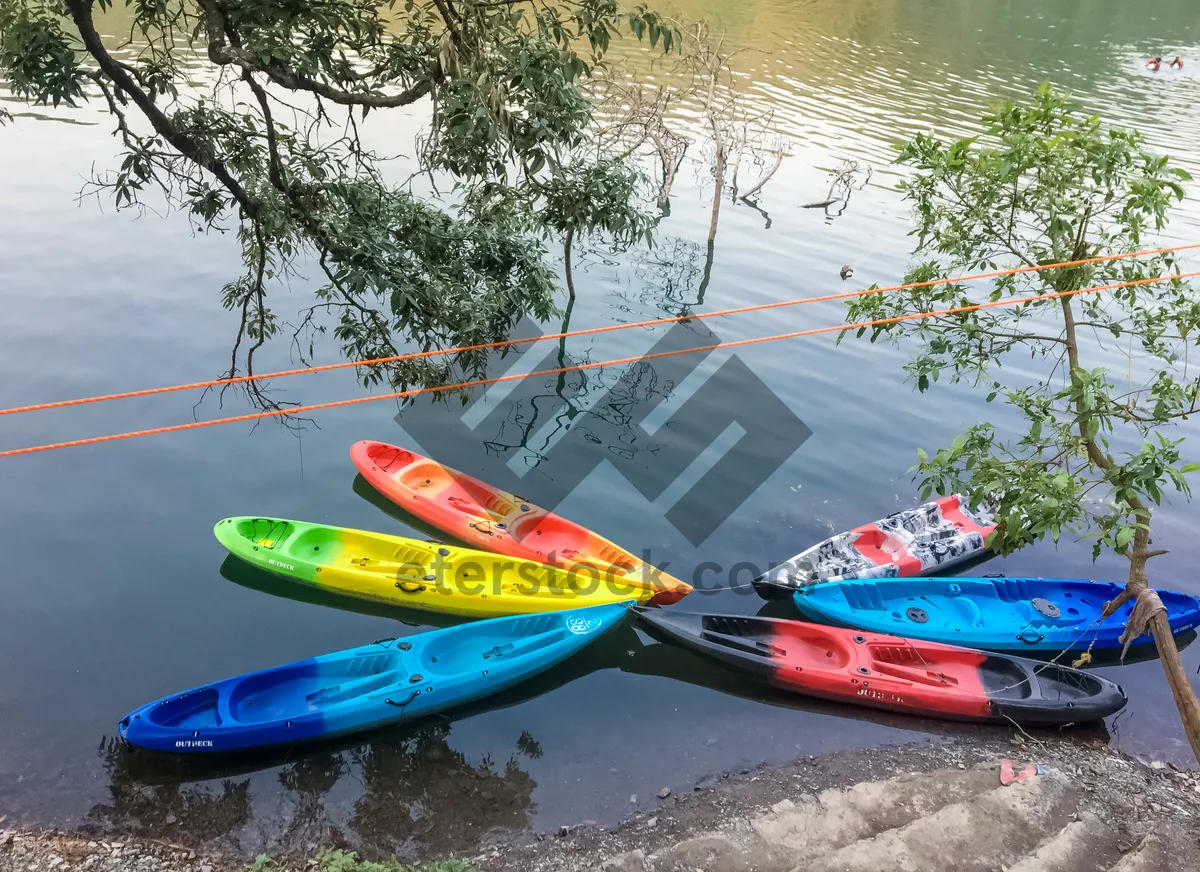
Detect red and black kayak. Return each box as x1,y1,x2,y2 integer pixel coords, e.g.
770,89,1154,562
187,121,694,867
630,608,1126,726
351,441,692,604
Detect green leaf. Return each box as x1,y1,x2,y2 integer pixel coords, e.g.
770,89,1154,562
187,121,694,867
1181,463,1200,474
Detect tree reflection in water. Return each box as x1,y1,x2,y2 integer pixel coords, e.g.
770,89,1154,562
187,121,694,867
84,725,539,859
86,737,252,843
276,752,348,852
348,725,536,858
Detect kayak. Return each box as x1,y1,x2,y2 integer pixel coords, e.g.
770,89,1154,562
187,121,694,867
120,602,630,752
792,577,1200,660
630,608,1127,725
214,517,652,618
753,495,996,598
350,441,692,603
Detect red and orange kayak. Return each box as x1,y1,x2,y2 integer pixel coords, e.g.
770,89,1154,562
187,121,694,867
351,441,692,604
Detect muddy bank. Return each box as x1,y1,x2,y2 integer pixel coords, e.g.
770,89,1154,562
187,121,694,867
4,736,1199,872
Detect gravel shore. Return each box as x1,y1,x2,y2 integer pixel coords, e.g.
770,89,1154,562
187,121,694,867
4,736,1199,872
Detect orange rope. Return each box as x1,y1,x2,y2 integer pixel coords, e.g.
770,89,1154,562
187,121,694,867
2,242,1197,418
2,269,1194,459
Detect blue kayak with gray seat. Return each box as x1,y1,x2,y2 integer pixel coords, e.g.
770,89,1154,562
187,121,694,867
793,576,1200,661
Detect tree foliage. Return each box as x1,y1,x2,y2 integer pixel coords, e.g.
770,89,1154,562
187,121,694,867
843,83,1198,564
0,0,678,402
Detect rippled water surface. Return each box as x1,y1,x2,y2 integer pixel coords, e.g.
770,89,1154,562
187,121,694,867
3,0,1200,858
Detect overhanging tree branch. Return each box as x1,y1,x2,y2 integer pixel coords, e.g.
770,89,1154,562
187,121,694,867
195,0,436,108
64,0,259,217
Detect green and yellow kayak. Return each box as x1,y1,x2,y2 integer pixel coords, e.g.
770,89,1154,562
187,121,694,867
214,517,653,618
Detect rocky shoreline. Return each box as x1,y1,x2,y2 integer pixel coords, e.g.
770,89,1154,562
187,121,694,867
4,737,1199,872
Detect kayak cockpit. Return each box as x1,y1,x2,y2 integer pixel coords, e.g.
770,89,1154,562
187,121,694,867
226,652,405,723
219,517,298,550
361,442,414,472
142,687,223,729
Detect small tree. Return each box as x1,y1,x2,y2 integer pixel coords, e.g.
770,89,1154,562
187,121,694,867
0,0,677,403
843,83,1200,757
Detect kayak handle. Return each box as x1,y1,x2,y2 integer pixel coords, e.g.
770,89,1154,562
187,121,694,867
385,690,421,709
396,581,427,594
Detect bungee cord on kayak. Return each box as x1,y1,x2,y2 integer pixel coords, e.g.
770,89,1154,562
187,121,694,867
1,241,1197,419
2,269,1197,460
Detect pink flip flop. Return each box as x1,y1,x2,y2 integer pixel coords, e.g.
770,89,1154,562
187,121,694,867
1000,759,1037,785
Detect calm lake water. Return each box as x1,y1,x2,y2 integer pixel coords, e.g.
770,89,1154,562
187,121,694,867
3,0,1200,859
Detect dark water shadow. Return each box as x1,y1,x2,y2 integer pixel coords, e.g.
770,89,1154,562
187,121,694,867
219,554,469,630
351,473,479,551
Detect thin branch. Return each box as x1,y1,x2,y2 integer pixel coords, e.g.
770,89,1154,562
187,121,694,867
195,0,436,109
739,147,783,202
64,0,258,217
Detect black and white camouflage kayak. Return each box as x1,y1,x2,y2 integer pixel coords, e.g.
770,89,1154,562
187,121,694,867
753,495,996,599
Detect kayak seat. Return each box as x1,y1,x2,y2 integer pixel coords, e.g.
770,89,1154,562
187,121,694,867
852,527,905,560
867,642,963,686
287,526,341,557
147,687,222,728
773,623,852,670
302,671,401,706
978,659,1035,700
852,530,923,575
453,475,518,520
421,614,566,672
396,458,453,492
988,577,1034,603
939,586,985,626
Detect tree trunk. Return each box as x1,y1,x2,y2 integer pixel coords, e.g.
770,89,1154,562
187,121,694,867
708,130,726,244
1148,612,1200,760
564,228,576,302
1125,533,1200,762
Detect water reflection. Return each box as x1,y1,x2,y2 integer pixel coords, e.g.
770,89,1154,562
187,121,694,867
628,237,707,317
86,726,541,858
395,311,810,548
348,725,536,857
220,554,468,630
86,738,253,842
276,752,347,850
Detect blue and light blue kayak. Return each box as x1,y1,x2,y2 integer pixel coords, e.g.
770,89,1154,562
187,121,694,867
793,577,1200,660
120,602,631,752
